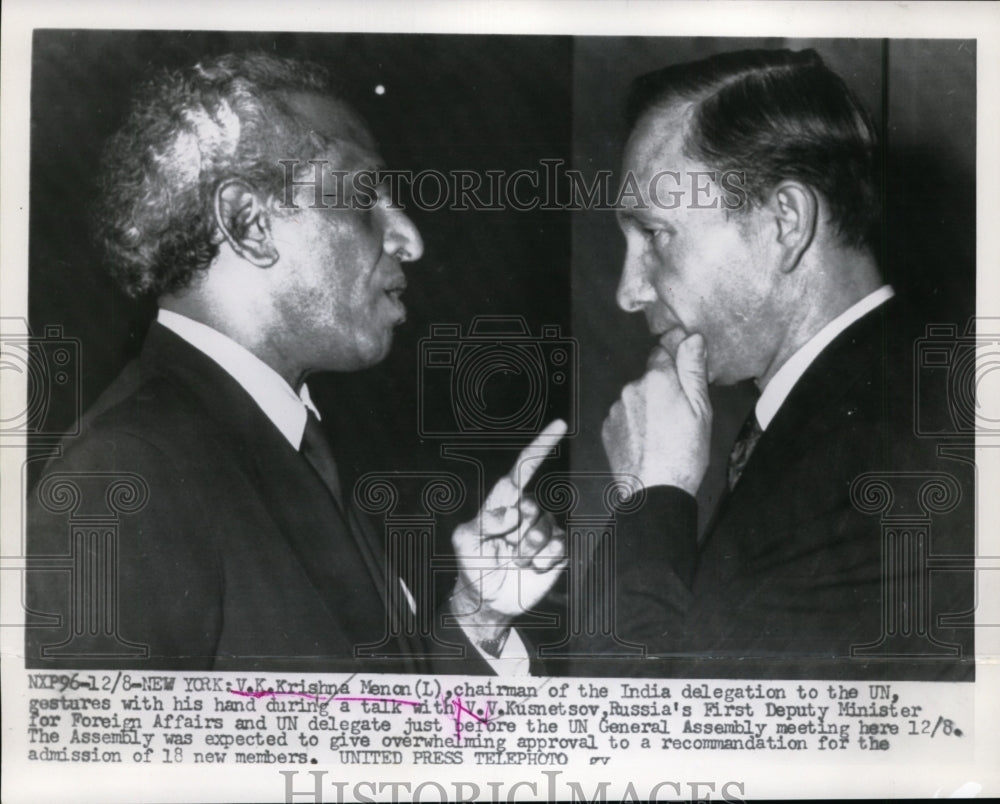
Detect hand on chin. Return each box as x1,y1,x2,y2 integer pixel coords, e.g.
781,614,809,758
654,326,688,362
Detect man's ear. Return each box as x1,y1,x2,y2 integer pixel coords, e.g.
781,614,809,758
213,179,279,268
769,180,817,274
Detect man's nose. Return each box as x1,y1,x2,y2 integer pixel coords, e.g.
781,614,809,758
615,250,656,312
383,207,424,263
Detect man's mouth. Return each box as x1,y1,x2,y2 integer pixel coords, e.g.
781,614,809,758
648,324,688,360
645,308,679,336
382,283,408,319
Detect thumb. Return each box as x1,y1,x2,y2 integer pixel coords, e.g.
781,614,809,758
451,519,479,556
675,333,710,418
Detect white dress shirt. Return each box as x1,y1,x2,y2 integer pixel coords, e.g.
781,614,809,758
756,285,895,430
156,309,528,674
158,308,317,447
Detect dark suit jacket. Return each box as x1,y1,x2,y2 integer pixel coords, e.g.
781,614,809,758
572,300,975,680
26,323,487,673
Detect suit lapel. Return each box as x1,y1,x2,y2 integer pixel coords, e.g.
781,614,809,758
701,302,893,578
728,301,890,500
139,324,397,650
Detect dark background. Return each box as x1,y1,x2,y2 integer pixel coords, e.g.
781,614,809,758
571,38,977,525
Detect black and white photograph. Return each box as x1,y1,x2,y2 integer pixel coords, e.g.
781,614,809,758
2,1,998,801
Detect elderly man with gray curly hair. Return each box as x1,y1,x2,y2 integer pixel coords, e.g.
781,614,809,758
27,52,565,674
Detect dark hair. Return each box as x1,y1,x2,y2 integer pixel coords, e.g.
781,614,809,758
626,49,879,249
93,52,341,298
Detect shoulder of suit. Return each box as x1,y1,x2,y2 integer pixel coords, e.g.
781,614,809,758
58,365,230,472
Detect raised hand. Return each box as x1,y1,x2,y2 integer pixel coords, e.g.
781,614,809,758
450,420,568,639
602,331,712,497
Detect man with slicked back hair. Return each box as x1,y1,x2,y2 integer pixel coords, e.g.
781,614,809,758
576,49,973,680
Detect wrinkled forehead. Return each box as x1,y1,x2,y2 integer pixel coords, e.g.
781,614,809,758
279,90,382,170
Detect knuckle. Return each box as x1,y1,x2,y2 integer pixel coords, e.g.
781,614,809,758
524,525,545,545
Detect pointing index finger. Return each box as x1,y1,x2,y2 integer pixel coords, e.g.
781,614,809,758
510,418,568,494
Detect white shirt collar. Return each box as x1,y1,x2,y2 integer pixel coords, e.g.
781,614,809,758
157,309,320,449
756,285,895,430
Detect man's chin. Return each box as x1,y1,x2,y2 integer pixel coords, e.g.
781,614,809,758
365,336,394,368
707,364,752,388
331,334,394,373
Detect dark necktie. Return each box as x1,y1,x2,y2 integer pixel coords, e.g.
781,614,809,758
300,410,345,509
727,410,763,491
299,410,423,665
